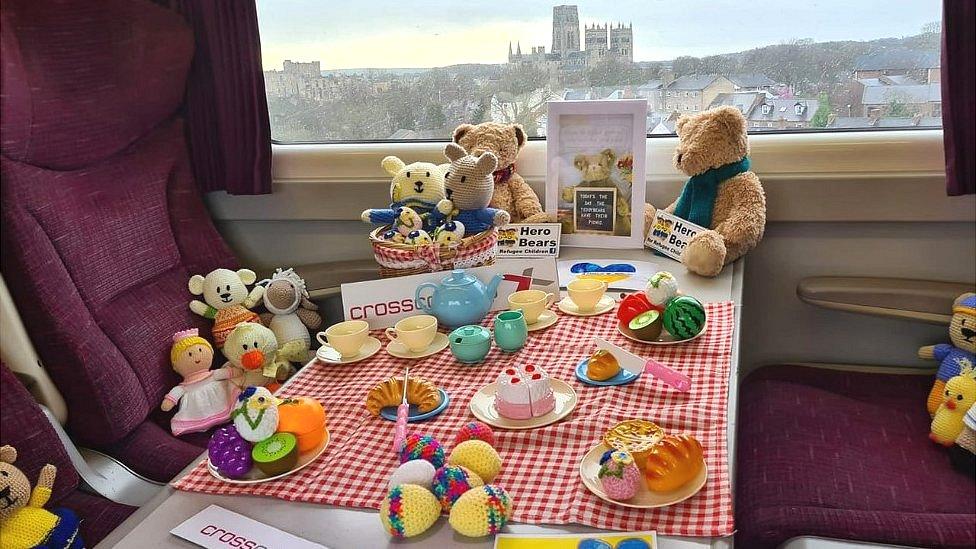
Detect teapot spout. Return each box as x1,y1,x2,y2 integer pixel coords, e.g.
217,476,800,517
485,274,504,303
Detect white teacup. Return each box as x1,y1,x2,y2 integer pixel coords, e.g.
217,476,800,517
508,289,555,324
567,279,607,312
317,320,369,358
385,314,438,352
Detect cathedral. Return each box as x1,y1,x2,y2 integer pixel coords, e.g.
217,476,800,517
508,5,633,67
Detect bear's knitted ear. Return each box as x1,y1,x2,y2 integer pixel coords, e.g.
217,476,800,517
381,156,405,176
599,148,616,165
237,269,257,285
574,154,587,170
188,275,206,295
0,445,16,464
512,125,526,148
475,151,498,175
445,142,467,162
710,105,747,136
675,115,691,135
453,124,475,143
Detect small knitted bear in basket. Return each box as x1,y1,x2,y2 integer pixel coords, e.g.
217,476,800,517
921,293,976,416
362,156,447,232
188,268,265,349
0,445,82,549
432,143,511,236
259,267,322,364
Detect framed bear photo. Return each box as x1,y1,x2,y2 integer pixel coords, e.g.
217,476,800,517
545,99,647,248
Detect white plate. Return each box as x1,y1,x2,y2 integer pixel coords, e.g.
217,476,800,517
316,337,382,364
557,296,615,317
526,309,558,332
207,428,330,485
579,443,708,508
469,379,577,430
386,332,450,359
616,321,707,346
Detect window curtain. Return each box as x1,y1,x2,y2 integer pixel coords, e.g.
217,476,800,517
941,0,975,196
158,0,272,195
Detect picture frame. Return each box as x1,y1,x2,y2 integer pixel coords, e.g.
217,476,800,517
545,99,647,248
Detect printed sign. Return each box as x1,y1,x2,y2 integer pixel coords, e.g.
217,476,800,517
644,210,706,260
341,258,559,329
495,530,657,549
573,187,616,234
497,223,561,258
170,505,324,549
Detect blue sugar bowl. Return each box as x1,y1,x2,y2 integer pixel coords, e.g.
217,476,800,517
448,325,492,364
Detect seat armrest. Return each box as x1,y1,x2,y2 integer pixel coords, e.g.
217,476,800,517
797,276,974,325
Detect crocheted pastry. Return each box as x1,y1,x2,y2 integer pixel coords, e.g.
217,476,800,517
602,419,666,469
366,377,441,416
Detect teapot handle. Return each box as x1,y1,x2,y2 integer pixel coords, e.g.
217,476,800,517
415,283,437,313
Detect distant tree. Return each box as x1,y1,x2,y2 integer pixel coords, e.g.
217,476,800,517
810,92,832,127
498,63,550,96
887,98,914,117
584,57,644,87
470,99,489,124
920,21,941,34
422,103,447,130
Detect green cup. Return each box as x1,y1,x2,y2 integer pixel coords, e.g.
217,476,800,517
493,310,527,352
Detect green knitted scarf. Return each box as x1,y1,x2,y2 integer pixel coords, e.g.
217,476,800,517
673,156,750,228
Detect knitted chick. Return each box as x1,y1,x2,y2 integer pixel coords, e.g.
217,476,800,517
432,143,511,235
362,156,446,228
0,446,82,549
930,363,976,446
922,293,976,416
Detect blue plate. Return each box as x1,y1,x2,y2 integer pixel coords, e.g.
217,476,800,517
575,358,639,386
380,389,450,422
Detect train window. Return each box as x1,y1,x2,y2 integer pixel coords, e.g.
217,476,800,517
257,1,943,142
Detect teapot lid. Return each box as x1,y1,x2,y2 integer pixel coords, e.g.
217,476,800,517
442,269,478,287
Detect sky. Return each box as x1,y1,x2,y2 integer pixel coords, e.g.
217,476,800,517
256,0,942,70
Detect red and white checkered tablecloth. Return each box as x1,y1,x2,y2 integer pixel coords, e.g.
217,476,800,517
173,301,736,537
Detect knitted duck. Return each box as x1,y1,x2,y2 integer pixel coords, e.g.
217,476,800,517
231,386,281,443
223,323,291,391
930,363,976,446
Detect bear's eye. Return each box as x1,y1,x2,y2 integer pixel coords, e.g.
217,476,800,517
958,394,964,400
242,343,249,350
946,389,950,395
254,341,259,349
963,318,968,326
425,171,430,177
1,471,8,477
406,171,411,178
445,171,450,178
461,176,466,183
226,285,232,292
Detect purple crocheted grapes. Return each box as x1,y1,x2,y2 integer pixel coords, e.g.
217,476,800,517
208,425,253,479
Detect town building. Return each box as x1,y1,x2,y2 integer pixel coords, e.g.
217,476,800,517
708,92,766,115
858,82,942,117
853,48,940,83
657,75,735,114
727,73,778,93
609,23,633,62
508,5,634,69
747,97,818,129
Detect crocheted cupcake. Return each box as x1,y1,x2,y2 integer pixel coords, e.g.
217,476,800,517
379,484,440,538
398,432,446,468
448,484,513,537
431,465,484,511
455,421,495,447
598,450,641,501
448,440,501,483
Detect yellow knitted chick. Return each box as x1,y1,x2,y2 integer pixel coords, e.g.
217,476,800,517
930,363,976,446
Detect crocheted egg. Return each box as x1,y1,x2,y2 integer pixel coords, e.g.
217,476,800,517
388,459,437,490
455,421,495,447
431,465,484,511
448,484,513,537
449,440,501,483
598,450,641,501
644,271,678,308
399,432,446,468
379,484,440,538
663,296,706,340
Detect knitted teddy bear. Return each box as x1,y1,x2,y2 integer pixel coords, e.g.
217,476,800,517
258,267,322,363
922,292,976,415
188,268,265,349
222,322,291,392
432,143,510,236
161,329,240,436
361,156,447,232
561,148,634,236
452,122,552,224
649,106,766,277
0,445,82,549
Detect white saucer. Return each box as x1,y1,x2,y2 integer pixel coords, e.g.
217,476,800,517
579,442,708,508
386,332,450,359
469,379,578,430
557,295,615,317
208,428,330,485
315,336,382,364
526,309,558,332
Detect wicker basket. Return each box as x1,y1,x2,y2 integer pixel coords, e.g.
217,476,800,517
369,226,498,278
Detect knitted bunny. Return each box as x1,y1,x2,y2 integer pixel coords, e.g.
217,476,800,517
0,446,82,549
432,143,511,235
258,268,322,363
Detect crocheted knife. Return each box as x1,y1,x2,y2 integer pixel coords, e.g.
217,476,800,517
392,368,410,453
593,337,692,392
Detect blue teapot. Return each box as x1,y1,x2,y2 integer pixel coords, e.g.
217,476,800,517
416,269,503,328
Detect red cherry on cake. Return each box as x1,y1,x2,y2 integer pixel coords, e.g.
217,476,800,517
531,373,542,380
505,369,516,375
510,377,520,383
525,365,535,372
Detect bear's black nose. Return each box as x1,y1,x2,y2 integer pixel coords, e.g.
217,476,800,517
962,327,975,340
220,292,232,300
446,188,453,199
414,181,424,193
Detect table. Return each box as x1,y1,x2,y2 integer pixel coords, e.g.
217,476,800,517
98,252,743,549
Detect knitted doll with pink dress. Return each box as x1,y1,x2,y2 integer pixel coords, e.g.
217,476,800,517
161,329,240,436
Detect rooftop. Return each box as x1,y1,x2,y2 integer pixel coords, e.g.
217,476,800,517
748,98,819,122
664,74,726,90
861,83,942,105
709,92,766,114
854,48,940,71
727,73,778,88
